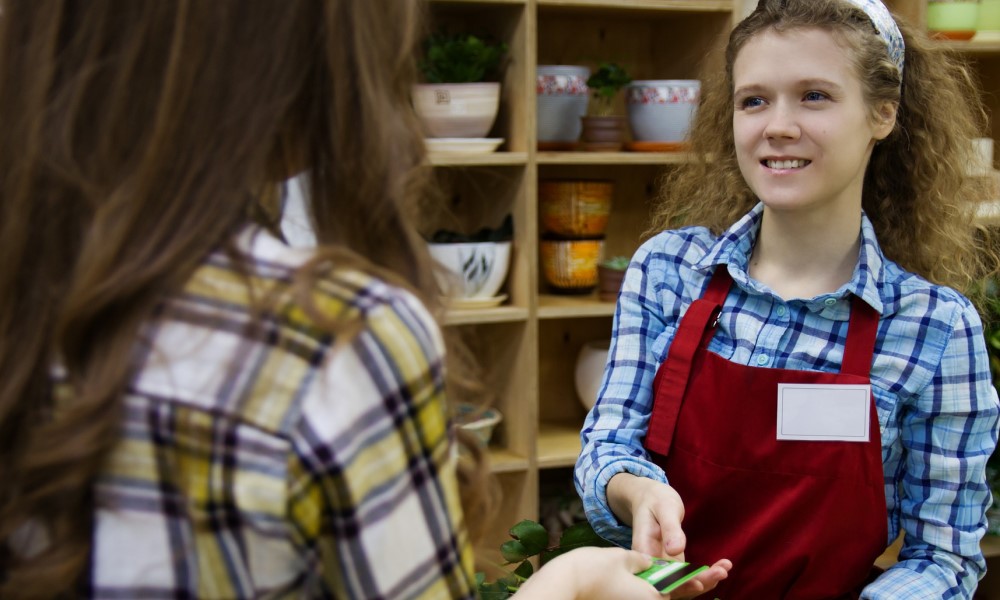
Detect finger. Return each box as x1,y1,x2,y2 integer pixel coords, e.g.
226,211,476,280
659,520,687,557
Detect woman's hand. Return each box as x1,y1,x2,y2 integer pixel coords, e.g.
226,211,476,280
607,473,687,557
515,546,662,600
605,473,733,598
666,559,732,599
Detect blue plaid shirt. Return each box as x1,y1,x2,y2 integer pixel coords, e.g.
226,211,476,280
575,203,1000,599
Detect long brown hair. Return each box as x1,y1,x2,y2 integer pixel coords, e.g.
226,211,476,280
0,0,490,596
650,0,999,302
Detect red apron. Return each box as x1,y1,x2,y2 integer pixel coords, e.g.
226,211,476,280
644,266,887,599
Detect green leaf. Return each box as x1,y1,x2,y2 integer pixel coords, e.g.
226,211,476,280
479,581,512,599
500,540,531,563
559,521,613,550
513,560,535,580
509,519,549,555
475,572,486,587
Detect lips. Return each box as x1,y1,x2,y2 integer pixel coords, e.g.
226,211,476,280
763,159,810,169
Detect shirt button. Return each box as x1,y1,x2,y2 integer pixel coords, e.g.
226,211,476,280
823,297,837,306
776,305,787,316
757,354,770,366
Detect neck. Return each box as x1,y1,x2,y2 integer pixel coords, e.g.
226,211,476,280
748,207,862,300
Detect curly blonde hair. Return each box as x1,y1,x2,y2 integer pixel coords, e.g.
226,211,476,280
649,0,999,304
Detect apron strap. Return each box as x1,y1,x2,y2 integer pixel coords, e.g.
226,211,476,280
646,266,731,456
840,296,880,377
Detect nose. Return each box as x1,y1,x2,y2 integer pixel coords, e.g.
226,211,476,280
763,103,800,141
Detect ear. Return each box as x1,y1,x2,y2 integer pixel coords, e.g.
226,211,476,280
872,101,898,141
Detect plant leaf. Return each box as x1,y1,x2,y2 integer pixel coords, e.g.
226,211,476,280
559,521,613,550
513,560,535,580
509,519,549,555
500,540,531,563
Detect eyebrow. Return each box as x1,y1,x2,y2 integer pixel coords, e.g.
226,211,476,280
733,78,846,98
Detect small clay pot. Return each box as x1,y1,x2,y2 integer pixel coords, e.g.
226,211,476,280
580,115,627,151
597,265,626,302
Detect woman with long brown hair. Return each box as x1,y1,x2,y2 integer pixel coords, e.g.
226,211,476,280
0,1,692,598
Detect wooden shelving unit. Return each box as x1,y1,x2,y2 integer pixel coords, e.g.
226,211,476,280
425,1,1000,583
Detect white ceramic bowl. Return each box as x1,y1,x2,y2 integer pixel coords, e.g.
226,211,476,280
427,240,511,299
574,339,611,411
537,65,590,143
626,79,700,142
455,403,503,447
413,82,501,138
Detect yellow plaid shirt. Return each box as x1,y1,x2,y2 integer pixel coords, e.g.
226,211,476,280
84,226,476,599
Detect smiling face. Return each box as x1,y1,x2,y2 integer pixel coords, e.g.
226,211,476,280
732,27,895,218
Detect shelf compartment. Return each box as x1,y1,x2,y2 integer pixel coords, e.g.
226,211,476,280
444,305,530,325
429,151,529,167
538,422,584,468
538,0,732,13
538,293,616,319
488,447,531,472
537,151,691,165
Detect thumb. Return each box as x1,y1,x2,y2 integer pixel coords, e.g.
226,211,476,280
623,549,654,573
659,520,687,558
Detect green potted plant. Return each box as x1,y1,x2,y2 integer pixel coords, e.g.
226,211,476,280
581,62,632,151
597,255,629,302
413,32,508,144
477,519,612,598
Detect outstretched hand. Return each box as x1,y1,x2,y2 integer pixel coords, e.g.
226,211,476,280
606,473,732,598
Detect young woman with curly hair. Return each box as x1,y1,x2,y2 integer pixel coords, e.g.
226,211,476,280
576,0,1000,597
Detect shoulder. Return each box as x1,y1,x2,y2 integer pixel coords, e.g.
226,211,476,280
880,262,981,332
626,226,717,295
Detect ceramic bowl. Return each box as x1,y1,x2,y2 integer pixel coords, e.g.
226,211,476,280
626,80,700,142
455,402,503,447
540,238,604,292
928,1,980,40
574,339,611,411
537,65,590,144
412,82,501,138
428,241,511,299
539,180,614,238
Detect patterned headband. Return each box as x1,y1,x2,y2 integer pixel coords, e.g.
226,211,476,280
843,0,905,74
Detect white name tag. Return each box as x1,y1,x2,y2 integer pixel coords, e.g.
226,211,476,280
776,383,870,442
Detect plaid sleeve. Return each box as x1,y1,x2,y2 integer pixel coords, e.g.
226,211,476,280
864,300,1000,599
287,286,476,599
575,239,679,547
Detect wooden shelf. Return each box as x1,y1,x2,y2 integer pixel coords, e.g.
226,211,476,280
537,151,691,165
443,305,530,326
538,293,616,319
429,151,529,167
538,0,732,12
538,422,584,469
489,448,531,473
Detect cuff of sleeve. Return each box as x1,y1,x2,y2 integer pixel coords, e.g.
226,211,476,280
586,458,668,548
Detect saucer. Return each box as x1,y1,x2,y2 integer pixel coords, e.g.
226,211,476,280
426,138,504,154
446,294,508,309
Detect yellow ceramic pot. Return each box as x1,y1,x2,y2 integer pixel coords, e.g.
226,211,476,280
540,238,604,292
539,179,614,238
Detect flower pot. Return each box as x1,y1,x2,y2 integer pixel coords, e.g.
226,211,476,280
626,80,700,142
427,240,511,299
978,0,1000,40
580,115,626,151
412,82,501,138
538,179,614,238
537,65,590,149
597,265,626,302
540,238,604,293
928,1,981,41
574,339,612,411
